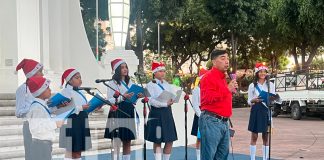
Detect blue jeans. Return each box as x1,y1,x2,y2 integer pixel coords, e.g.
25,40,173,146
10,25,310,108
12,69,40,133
199,112,230,160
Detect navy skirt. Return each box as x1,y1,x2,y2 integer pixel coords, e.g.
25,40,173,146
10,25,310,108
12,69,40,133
104,101,137,141
59,111,92,152
145,106,178,143
248,103,270,133
191,114,199,136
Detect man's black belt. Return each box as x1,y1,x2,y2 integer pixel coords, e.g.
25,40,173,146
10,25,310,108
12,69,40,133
203,111,229,122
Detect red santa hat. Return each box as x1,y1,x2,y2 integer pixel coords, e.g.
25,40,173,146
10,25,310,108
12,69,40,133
198,68,208,78
27,76,51,97
254,62,268,74
152,62,166,73
61,68,79,87
111,59,126,74
16,59,43,78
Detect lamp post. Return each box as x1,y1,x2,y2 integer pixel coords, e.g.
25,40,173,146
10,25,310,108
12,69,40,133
157,21,165,54
96,0,99,61
108,0,130,50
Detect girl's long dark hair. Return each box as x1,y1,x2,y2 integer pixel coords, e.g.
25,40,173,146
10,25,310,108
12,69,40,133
112,64,130,85
253,72,259,87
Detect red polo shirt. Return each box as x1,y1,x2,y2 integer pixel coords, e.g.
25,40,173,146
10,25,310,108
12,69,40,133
200,67,232,117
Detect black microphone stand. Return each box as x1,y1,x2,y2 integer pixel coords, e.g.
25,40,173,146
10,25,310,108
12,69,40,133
180,80,194,160
184,94,189,160
134,73,150,160
266,77,272,160
84,89,115,108
113,91,121,160
100,81,132,117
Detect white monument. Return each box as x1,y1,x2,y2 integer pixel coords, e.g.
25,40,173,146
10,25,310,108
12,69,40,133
0,0,138,93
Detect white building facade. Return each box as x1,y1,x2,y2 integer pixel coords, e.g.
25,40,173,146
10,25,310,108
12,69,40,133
0,0,138,93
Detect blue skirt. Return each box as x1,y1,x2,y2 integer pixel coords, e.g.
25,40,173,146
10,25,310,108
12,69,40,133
145,106,178,143
59,111,92,152
191,114,199,136
248,103,270,133
104,101,137,141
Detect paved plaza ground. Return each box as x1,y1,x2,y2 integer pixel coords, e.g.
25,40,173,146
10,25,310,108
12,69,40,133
54,108,324,160
229,108,324,160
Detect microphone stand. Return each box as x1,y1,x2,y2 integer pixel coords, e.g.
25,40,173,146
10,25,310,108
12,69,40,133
113,91,121,160
134,74,150,160
266,77,272,160
84,89,116,109
99,81,131,117
184,94,189,160
180,80,194,160
97,81,132,160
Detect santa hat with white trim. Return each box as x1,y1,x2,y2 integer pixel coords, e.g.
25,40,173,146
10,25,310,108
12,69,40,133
198,68,208,79
16,59,43,78
111,58,126,74
61,68,79,88
152,62,166,73
254,62,268,74
27,76,51,97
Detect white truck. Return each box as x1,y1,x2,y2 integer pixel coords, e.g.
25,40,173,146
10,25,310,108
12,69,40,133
271,71,324,120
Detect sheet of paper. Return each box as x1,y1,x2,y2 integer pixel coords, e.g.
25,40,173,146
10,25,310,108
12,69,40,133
53,108,76,121
156,90,176,103
173,90,183,103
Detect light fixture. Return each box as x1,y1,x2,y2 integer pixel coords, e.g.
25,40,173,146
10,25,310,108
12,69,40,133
108,0,130,50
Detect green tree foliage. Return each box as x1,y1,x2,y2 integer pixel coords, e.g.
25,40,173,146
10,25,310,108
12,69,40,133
142,0,218,74
80,0,108,60
204,0,267,72
270,0,324,70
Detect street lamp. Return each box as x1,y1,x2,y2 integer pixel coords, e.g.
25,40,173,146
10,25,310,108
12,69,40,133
158,21,165,54
108,0,130,50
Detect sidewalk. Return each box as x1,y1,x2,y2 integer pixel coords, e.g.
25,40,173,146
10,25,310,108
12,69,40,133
230,108,324,160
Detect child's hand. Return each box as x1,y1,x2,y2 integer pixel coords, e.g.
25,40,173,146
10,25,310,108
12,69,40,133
252,97,262,103
95,105,104,111
137,93,144,98
58,101,71,108
167,99,174,106
123,93,134,100
82,104,90,110
56,121,64,128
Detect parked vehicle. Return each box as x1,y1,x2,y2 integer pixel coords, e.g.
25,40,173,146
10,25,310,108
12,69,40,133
272,70,324,120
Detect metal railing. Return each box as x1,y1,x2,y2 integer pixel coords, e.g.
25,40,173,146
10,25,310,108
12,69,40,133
274,70,324,92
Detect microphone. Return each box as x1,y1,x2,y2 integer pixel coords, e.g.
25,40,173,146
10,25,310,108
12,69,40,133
227,71,237,93
73,87,97,91
95,79,112,83
134,72,146,76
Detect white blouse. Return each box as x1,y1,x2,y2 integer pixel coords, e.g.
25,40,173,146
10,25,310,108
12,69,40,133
247,81,276,106
146,79,174,108
106,79,134,104
15,83,34,118
61,84,88,114
27,98,57,141
191,86,201,117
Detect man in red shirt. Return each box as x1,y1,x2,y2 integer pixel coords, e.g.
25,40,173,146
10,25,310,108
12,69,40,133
199,49,237,159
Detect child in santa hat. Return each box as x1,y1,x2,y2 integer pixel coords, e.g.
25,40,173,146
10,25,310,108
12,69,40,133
247,62,276,160
104,58,142,160
191,68,208,160
58,68,92,160
145,62,178,160
15,58,44,160
26,76,64,160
